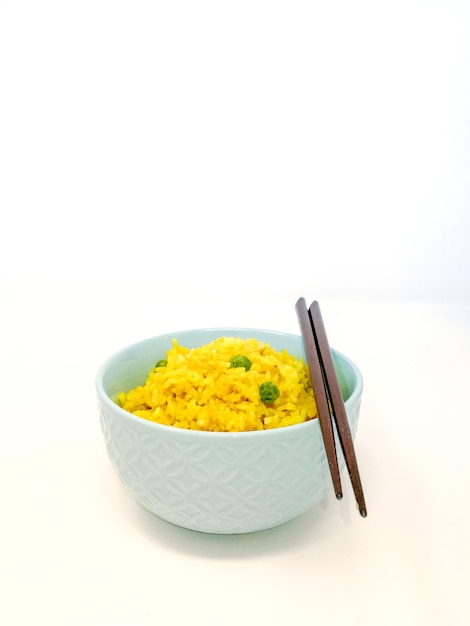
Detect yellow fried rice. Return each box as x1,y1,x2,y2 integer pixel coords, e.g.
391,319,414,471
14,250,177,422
117,337,317,432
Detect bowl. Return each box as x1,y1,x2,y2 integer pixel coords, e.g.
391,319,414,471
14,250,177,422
96,328,363,534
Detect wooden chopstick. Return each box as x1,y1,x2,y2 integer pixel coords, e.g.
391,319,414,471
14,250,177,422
295,298,342,500
296,297,367,517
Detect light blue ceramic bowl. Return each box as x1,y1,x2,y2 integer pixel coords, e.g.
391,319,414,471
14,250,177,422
96,328,363,534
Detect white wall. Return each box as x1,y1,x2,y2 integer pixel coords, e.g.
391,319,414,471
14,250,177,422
1,0,469,301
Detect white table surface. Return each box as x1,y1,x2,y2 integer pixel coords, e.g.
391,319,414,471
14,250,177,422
1,289,469,626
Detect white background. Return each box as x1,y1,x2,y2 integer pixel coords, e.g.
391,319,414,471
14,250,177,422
1,1,469,625
1,0,469,301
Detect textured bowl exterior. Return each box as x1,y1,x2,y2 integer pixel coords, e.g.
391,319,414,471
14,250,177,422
97,328,363,534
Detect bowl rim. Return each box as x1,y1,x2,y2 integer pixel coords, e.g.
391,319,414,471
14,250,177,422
96,327,363,440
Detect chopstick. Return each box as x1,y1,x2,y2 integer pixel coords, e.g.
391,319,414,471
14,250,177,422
295,298,367,517
295,298,343,500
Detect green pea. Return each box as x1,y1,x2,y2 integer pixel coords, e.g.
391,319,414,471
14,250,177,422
155,359,168,368
259,381,280,404
229,355,252,371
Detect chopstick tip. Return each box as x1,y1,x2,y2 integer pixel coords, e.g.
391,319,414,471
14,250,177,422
295,296,307,310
